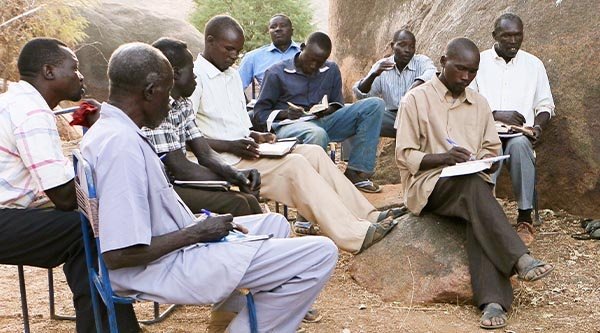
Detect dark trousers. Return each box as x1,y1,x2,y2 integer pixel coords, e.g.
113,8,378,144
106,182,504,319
423,175,529,311
174,185,262,216
0,208,139,333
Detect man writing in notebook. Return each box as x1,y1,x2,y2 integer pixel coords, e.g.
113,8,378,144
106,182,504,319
190,15,400,255
470,13,555,245
142,37,263,216
253,32,386,193
80,42,338,333
395,37,554,330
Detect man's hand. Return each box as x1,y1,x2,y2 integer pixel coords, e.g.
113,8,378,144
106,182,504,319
493,110,525,126
286,104,306,120
315,105,339,118
443,146,472,166
229,138,260,160
527,125,542,148
481,154,501,174
408,79,425,91
232,169,261,198
372,59,395,76
250,131,276,144
187,214,248,242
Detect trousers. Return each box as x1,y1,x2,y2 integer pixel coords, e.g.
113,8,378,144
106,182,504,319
174,185,262,216
0,207,139,332
235,144,379,252
492,135,536,210
423,175,529,310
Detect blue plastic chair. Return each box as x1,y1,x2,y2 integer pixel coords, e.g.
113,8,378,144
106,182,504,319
72,150,178,332
73,150,258,332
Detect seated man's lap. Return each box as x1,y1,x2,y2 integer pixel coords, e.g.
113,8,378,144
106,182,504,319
275,121,330,149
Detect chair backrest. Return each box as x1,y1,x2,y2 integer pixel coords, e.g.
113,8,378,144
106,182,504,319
73,149,132,333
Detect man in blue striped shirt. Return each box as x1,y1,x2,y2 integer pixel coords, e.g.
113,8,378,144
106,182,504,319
353,29,436,138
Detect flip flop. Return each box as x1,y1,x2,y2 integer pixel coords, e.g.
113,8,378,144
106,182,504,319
302,308,322,323
517,259,555,282
377,205,409,222
354,179,381,193
293,221,320,235
479,305,507,329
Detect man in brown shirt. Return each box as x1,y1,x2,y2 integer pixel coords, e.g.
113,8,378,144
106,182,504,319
395,38,554,330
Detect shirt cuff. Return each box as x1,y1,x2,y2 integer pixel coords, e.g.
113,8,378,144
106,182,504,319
352,82,369,99
406,150,427,175
534,108,553,118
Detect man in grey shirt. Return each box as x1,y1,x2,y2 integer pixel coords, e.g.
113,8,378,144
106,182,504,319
353,29,436,138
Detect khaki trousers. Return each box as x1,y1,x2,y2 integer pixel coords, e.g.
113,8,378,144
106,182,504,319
236,144,377,252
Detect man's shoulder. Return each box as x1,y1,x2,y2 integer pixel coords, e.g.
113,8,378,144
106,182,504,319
245,44,272,58
413,54,433,62
517,49,544,66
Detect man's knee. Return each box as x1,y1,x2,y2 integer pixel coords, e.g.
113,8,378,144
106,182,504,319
356,97,385,115
505,136,533,155
263,212,291,237
299,127,329,149
226,194,255,216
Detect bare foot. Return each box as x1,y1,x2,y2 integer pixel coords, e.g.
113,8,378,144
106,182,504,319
515,254,554,281
480,303,507,329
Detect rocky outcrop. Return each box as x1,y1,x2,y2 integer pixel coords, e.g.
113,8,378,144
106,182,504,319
330,0,600,217
74,2,204,101
349,214,473,304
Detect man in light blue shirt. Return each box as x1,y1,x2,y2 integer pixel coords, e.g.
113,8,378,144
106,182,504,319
238,14,301,94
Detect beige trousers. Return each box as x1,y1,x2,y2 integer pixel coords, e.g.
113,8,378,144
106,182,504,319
236,144,377,252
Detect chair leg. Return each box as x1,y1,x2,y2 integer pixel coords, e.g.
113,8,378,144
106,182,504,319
18,265,30,333
137,303,179,325
47,268,76,321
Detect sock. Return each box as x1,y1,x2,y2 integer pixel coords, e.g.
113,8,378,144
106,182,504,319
518,209,533,223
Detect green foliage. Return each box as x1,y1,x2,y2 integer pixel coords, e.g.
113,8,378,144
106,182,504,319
0,0,90,88
190,0,314,52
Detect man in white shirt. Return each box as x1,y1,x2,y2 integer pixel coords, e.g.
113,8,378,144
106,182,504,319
470,13,555,246
190,15,400,255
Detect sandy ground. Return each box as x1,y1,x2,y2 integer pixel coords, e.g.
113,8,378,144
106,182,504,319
2,195,599,333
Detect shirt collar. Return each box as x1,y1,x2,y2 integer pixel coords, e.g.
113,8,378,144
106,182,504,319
283,53,330,75
431,75,475,105
197,55,236,80
266,41,301,53
100,102,146,136
13,80,51,110
387,55,417,73
491,44,521,64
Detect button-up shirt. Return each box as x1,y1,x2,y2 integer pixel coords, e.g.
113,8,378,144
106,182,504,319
353,54,437,111
253,55,344,127
190,55,253,165
0,81,73,208
469,47,555,126
81,102,260,303
142,97,203,154
238,41,301,90
396,76,501,214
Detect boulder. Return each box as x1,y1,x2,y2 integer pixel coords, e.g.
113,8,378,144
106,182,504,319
74,2,204,101
329,0,600,217
349,214,473,304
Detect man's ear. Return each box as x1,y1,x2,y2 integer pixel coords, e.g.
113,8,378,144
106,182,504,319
300,42,306,51
440,55,447,68
206,35,215,45
143,82,155,101
492,30,497,41
172,67,181,81
42,64,55,80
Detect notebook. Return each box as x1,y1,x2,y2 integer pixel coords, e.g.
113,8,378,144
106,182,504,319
257,138,298,157
440,155,510,178
173,180,231,191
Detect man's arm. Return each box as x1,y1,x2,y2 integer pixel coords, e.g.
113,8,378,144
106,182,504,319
355,58,394,94
45,180,77,211
204,138,260,160
253,67,288,125
103,214,235,270
409,56,437,90
238,51,255,90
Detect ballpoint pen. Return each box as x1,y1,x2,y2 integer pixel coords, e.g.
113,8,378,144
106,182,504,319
446,138,475,161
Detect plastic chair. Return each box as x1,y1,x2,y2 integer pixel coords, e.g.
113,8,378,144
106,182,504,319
72,150,178,332
72,150,258,333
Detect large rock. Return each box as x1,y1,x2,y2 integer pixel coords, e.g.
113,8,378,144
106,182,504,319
349,214,473,304
74,2,204,101
329,0,600,217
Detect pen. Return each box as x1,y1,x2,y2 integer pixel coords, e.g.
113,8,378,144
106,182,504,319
446,138,475,161
200,209,212,217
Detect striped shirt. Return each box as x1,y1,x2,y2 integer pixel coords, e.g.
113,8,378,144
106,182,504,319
142,97,204,154
0,81,74,208
353,54,437,111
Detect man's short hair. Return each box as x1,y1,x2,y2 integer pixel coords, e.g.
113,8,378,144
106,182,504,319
445,37,479,59
270,13,292,27
493,13,523,33
204,15,244,40
108,42,172,92
392,29,415,42
151,37,189,69
17,38,68,77
305,32,332,53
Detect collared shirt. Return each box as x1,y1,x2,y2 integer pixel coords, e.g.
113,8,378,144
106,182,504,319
141,97,203,154
353,54,437,111
0,81,73,208
81,102,260,303
238,41,301,90
253,55,344,127
470,47,555,126
190,55,253,165
395,76,501,214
